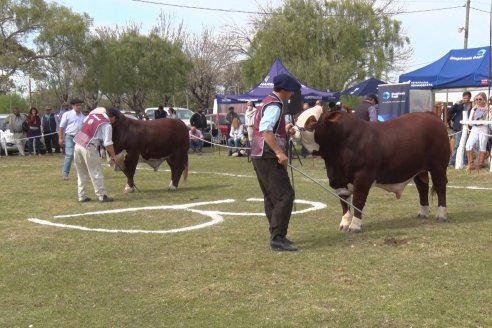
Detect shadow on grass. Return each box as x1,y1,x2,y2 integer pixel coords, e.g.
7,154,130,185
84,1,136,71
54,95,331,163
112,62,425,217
296,209,491,250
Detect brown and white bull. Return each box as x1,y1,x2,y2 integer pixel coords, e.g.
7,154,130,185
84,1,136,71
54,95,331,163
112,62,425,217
295,110,450,232
110,113,189,192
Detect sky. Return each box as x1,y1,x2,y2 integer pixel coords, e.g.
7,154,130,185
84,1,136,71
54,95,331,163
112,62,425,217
55,0,492,83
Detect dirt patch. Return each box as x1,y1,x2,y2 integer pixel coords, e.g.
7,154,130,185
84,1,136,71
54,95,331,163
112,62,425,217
383,238,408,246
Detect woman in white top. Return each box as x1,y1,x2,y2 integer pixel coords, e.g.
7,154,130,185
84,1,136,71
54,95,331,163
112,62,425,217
227,117,244,156
245,101,256,145
465,92,490,172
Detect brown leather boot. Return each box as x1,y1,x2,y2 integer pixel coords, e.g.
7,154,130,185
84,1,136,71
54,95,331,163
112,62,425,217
476,151,487,173
466,151,474,174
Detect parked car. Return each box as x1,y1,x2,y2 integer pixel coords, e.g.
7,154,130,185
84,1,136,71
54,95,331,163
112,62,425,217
120,110,139,120
0,113,46,155
205,113,245,137
144,107,193,127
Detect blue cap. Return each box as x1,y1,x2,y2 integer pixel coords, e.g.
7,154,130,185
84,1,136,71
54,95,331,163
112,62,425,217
106,107,120,117
273,74,301,92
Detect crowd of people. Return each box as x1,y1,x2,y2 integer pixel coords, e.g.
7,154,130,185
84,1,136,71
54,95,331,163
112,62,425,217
448,91,491,172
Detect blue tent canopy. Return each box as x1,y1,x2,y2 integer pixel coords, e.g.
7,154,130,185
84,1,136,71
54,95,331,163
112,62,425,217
216,58,339,104
399,46,491,89
341,77,387,96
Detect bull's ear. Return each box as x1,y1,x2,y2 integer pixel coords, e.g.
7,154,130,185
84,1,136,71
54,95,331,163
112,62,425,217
304,115,318,131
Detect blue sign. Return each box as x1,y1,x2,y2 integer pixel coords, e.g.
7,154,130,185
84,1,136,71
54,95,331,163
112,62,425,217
378,84,410,120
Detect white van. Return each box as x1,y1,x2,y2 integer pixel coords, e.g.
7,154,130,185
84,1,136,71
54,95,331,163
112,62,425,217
144,107,193,127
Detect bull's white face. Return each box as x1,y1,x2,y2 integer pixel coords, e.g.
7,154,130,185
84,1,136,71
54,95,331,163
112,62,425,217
111,150,127,171
299,130,319,153
293,105,323,153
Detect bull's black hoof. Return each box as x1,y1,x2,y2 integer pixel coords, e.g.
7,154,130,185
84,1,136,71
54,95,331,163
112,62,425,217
270,236,297,251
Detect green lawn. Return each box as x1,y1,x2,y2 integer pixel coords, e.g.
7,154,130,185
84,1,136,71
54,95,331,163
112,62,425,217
1,150,491,327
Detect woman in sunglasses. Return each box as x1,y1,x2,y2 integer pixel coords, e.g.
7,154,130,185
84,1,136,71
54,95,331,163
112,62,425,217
465,92,490,173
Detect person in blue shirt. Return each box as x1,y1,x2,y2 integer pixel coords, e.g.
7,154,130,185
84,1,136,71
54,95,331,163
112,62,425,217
250,74,301,251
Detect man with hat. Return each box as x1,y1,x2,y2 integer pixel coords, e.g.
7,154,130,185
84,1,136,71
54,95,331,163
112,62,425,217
355,94,378,121
73,107,118,202
58,98,85,180
41,106,61,154
250,73,301,251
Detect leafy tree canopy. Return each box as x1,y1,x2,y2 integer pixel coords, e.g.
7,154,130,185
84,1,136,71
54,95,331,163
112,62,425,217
0,0,91,93
242,0,410,91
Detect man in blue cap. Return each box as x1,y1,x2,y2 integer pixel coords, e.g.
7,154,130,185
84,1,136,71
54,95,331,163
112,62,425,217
250,73,301,251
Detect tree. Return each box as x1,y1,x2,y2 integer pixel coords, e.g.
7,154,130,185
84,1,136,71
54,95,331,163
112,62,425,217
0,0,91,93
183,28,239,109
241,0,410,91
83,26,191,111
0,93,28,113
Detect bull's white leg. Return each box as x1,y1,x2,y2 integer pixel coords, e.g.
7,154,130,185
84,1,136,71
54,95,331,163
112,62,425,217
417,205,430,218
348,216,362,233
124,184,135,193
435,206,448,221
339,211,352,232
168,181,177,191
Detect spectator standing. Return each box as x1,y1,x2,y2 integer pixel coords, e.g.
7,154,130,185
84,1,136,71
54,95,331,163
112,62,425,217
57,102,70,124
154,105,167,119
245,101,257,145
134,109,148,120
41,106,61,154
168,107,177,119
190,108,207,132
448,91,472,166
73,107,117,203
226,106,239,138
355,94,378,121
58,98,85,180
3,107,27,155
227,117,245,156
465,92,490,173
189,126,204,152
26,107,42,155
250,73,301,251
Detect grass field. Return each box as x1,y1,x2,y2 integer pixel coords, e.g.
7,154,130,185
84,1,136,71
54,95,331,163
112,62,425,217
1,149,491,327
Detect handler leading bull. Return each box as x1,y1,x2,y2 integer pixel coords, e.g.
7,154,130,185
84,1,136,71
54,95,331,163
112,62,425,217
74,107,118,202
251,73,301,252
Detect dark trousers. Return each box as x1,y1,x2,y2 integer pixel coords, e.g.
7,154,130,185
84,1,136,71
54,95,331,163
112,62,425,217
44,133,60,153
252,158,295,238
28,135,42,154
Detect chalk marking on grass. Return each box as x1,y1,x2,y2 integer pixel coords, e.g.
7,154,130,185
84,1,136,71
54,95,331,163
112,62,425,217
28,198,327,234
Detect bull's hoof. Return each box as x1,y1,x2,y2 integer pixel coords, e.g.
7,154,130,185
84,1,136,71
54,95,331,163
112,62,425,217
348,226,362,233
417,205,430,218
339,224,350,232
348,217,362,233
435,206,448,221
339,212,351,232
124,185,135,193
168,186,177,192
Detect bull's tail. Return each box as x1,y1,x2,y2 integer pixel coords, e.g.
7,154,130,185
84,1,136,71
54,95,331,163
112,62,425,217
430,185,435,204
183,161,188,182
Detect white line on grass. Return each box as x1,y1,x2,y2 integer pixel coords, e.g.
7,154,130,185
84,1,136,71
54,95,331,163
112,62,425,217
28,198,327,234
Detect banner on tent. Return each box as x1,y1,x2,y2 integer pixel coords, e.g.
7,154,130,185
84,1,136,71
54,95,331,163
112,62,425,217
378,83,410,121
